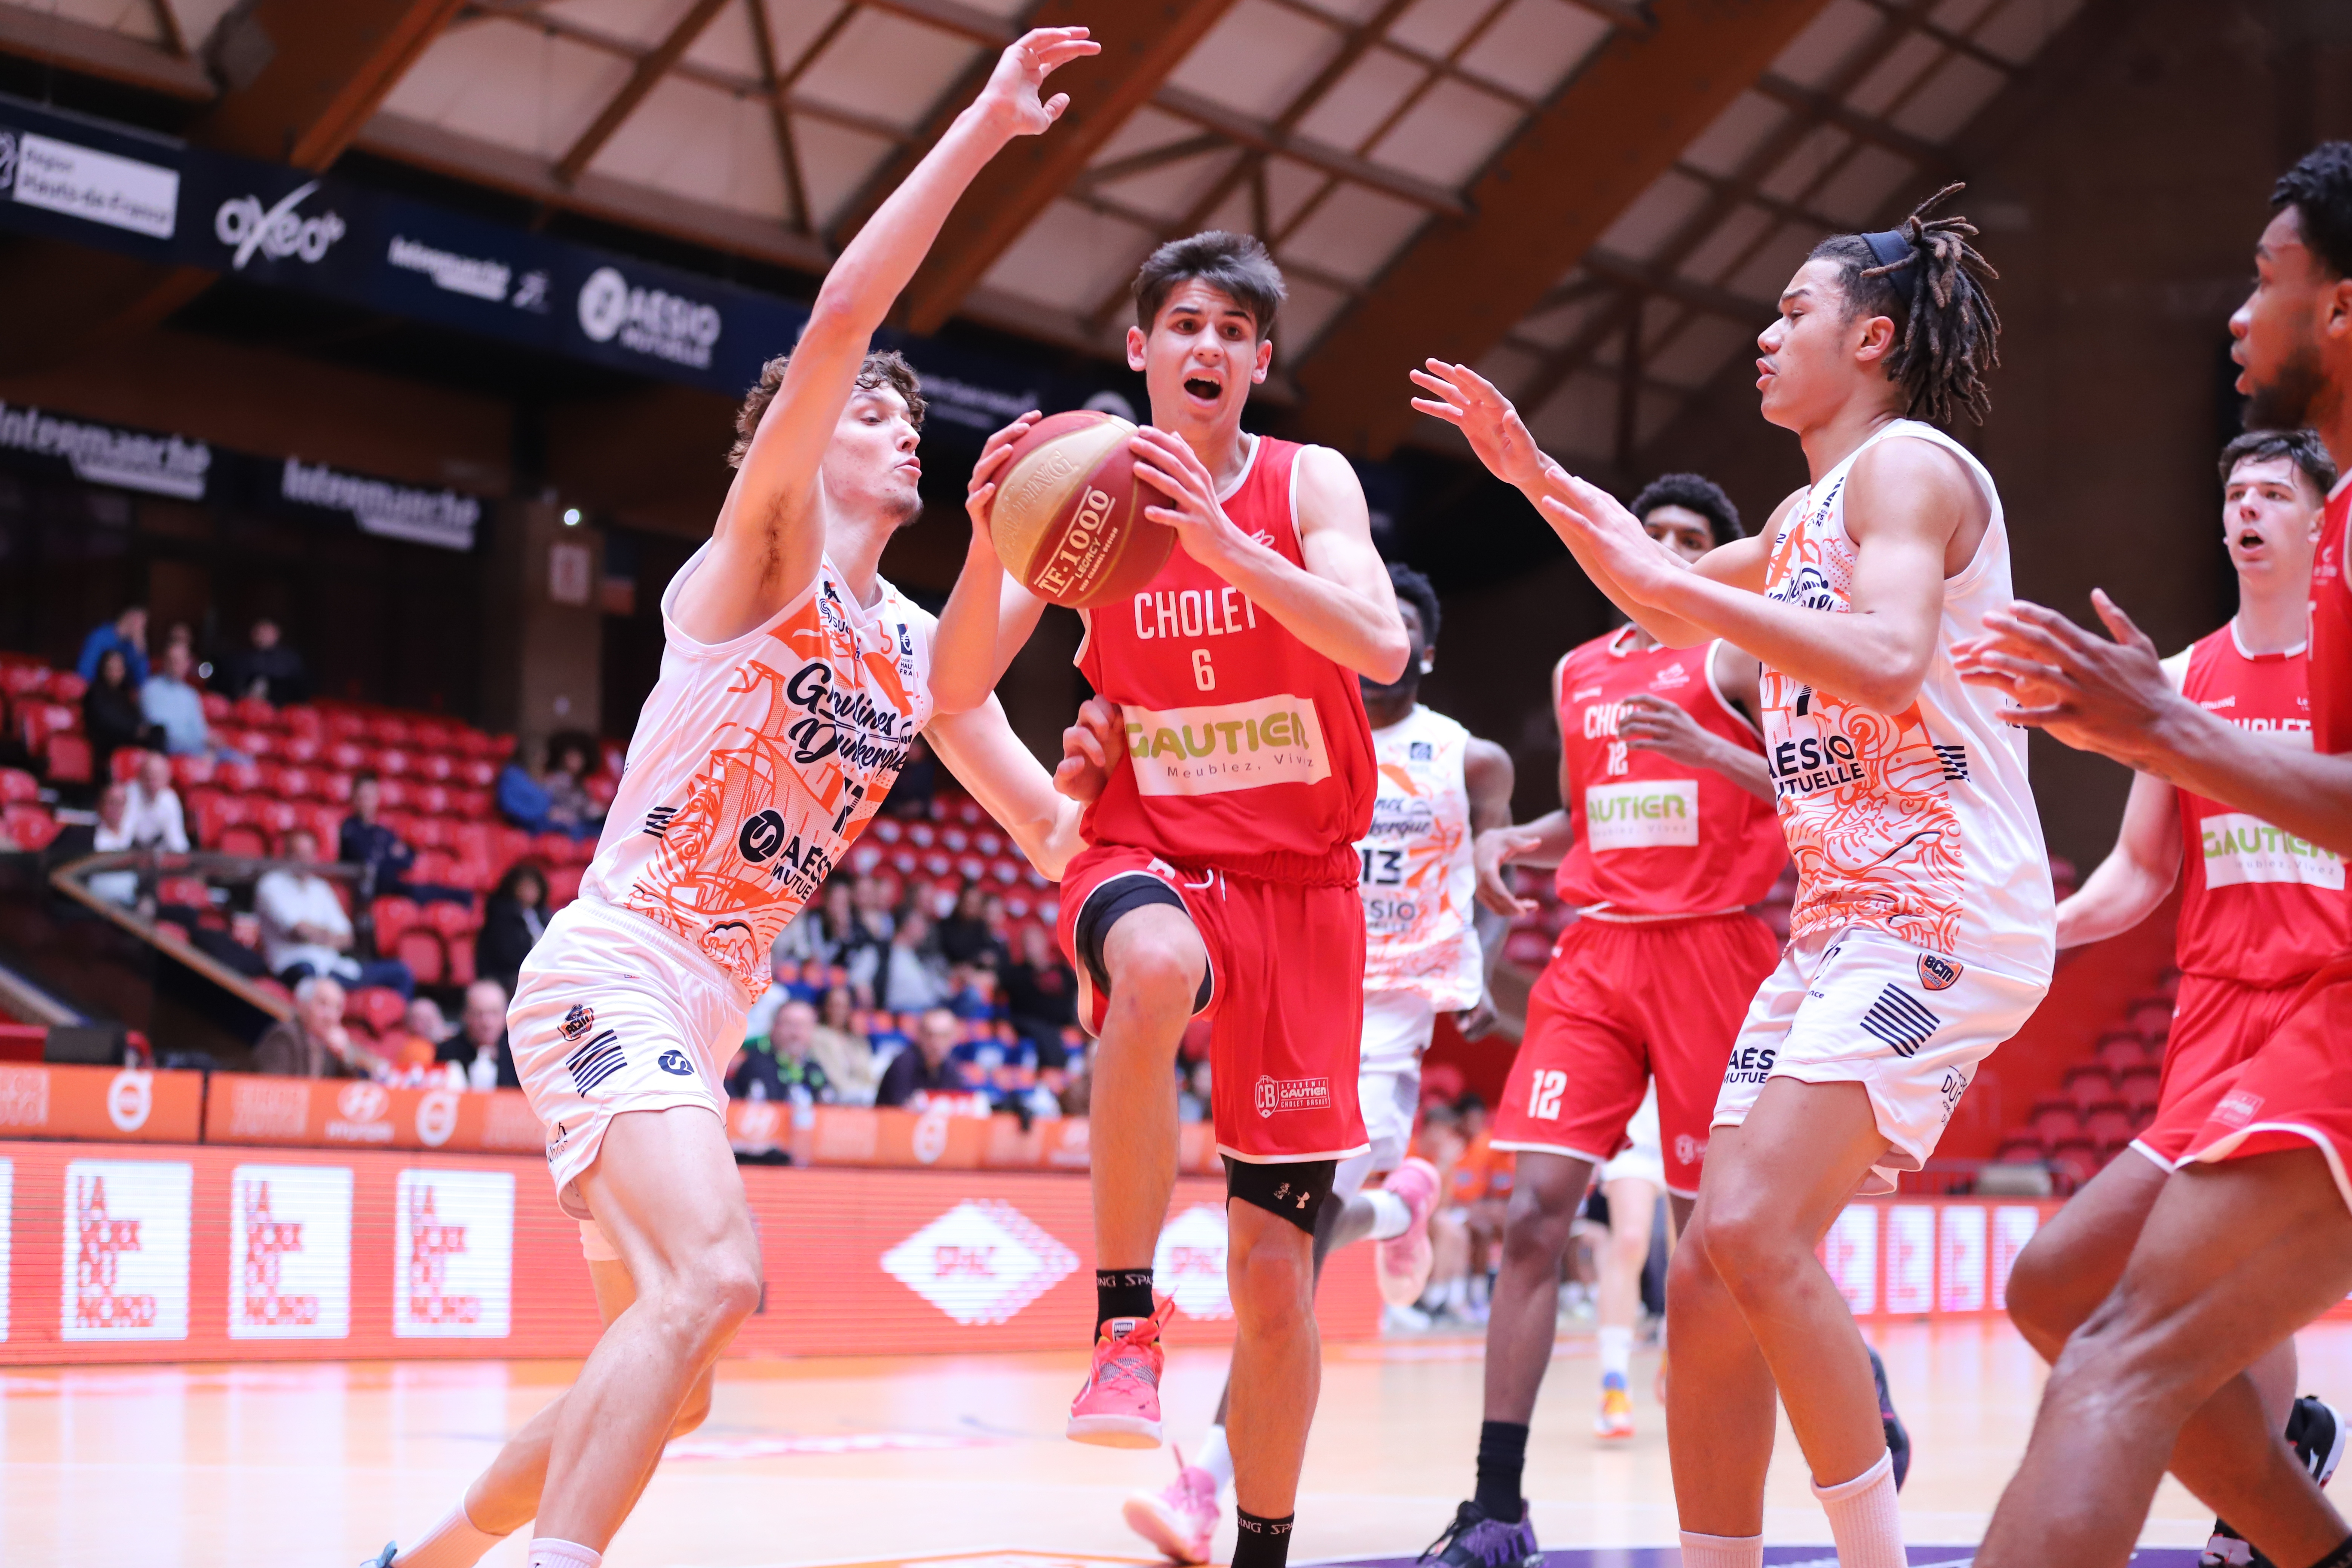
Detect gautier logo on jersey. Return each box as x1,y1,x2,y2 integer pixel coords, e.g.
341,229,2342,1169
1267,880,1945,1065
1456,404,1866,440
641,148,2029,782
1584,779,1699,851
1125,694,1330,798
1253,1075,1331,1117
2201,812,2346,891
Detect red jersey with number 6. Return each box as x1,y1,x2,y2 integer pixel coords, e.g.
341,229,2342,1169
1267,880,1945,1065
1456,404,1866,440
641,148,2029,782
1553,628,1786,919
2319,478,2352,767
2163,625,2347,985
1075,434,1376,886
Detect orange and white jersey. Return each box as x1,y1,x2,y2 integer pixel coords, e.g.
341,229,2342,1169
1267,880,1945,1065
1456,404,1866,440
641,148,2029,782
1760,419,2054,978
1356,704,1482,1009
581,546,935,999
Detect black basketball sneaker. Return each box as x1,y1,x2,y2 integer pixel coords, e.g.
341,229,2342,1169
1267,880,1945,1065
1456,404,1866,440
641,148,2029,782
1869,1344,1911,1489
2203,1395,2346,1566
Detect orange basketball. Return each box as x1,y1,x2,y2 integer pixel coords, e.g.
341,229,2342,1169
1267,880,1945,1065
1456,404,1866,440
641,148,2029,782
988,410,1173,609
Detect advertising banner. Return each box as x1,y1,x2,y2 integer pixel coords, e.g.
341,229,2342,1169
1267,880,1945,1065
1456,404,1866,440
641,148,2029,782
0,1065,205,1144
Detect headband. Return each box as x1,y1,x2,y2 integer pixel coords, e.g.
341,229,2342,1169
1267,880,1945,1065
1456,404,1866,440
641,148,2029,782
1859,228,1919,314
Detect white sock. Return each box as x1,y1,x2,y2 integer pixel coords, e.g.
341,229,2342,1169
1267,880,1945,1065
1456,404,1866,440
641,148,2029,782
1364,1188,1411,1241
525,1539,601,1568
1597,1325,1633,1383
394,1504,506,1568
1813,1449,1903,1568
1442,1276,1467,1309
1678,1531,1764,1568
1194,1423,1235,1491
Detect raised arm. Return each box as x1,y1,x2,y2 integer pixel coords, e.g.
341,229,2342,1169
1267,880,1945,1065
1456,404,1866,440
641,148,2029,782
673,29,1098,643
2056,769,2183,949
1958,592,2352,858
932,412,1057,714
1128,433,1408,680
925,696,1089,880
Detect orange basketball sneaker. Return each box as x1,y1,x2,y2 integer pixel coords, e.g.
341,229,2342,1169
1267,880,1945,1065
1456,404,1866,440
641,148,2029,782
1069,1299,1173,1447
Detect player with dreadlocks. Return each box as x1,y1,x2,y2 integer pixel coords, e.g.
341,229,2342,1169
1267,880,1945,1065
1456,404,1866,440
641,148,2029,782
1411,185,2053,1568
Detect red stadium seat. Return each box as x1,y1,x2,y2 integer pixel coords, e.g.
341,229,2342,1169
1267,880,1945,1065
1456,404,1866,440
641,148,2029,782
4,805,60,853
456,730,497,760
44,732,91,784
1993,1137,2047,1165
2126,998,2175,1045
0,664,44,699
490,733,516,759
452,787,490,818
169,753,214,790
324,709,367,741
413,751,455,783
232,696,276,729
373,747,413,778
2117,1067,2162,1113
368,717,412,747
906,823,934,848
449,820,493,864
345,985,409,1035
187,789,237,845
2095,1032,2152,1075
157,874,211,909
394,928,446,986
327,741,368,773
108,747,143,783
406,815,452,851
533,831,577,865
492,825,532,870
234,727,279,760
251,798,299,838
444,935,476,987
374,778,411,811
18,698,74,753
458,756,496,788
2084,1101,2135,1147
201,692,232,722
2029,1099,2082,1144
371,897,422,946
0,766,36,804
412,783,452,816
413,849,457,885
940,827,969,853
216,760,262,795
43,672,85,704
302,803,345,846
426,899,481,939
870,818,902,844
218,824,269,858
545,864,583,909
2047,1140,2101,1191
279,705,323,740
2060,1063,2113,1113
318,772,354,804
411,719,456,751
279,733,322,767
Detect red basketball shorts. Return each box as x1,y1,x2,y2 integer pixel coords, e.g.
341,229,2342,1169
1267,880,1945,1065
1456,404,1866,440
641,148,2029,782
1058,844,1368,1164
2184,955,2352,1211
2133,971,2312,1168
1490,913,1779,1196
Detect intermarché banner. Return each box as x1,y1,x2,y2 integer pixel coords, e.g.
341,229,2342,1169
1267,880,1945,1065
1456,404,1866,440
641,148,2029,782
3,1139,1364,1364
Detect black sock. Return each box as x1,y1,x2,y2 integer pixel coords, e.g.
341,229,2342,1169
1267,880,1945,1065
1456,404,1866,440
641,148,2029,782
1473,1419,1529,1519
1095,1269,1155,1330
1233,1509,1294,1568
2308,1535,2352,1568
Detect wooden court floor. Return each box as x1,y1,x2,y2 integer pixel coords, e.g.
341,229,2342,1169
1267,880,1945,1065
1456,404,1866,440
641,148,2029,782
11,1319,2341,1566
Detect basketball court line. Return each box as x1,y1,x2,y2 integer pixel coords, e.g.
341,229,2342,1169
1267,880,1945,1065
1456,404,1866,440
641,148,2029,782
679,1548,2211,1568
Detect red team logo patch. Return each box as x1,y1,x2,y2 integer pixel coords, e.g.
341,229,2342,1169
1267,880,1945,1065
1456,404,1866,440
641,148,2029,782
1254,1076,1332,1118
1917,953,1963,992
2216,1089,2265,1128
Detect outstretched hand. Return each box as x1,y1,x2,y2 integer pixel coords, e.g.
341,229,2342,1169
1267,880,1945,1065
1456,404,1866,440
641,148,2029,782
965,410,1042,556
1054,695,1124,804
974,27,1099,138
1408,360,1550,491
1952,591,2177,766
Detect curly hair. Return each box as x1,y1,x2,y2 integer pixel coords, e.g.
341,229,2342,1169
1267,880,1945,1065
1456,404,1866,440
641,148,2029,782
2272,142,2352,280
1387,560,1441,646
2219,428,2338,497
1628,472,1743,545
1807,184,2001,427
727,348,925,469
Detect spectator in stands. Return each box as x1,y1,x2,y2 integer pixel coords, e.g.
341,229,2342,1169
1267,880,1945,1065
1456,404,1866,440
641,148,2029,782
812,878,877,965
1002,925,1078,1069
496,733,604,839
81,781,141,907
877,908,948,1012
813,985,877,1105
76,605,148,687
220,617,308,706
387,997,451,1076
874,1006,973,1108
141,644,240,760
83,649,161,781
884,732,937,819
1177,1057,1213,1124
339,772,416,904
475,862,548,993
768,1001,838,1104
938,882,1007,970
435,978,520,1090
254,827,414,998
253,974,384,1078
851,873,897,943
124,750,188,854
944,963,999,1023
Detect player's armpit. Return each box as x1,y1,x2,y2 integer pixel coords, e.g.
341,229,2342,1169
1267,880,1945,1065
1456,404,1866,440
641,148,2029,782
925,696,1087,880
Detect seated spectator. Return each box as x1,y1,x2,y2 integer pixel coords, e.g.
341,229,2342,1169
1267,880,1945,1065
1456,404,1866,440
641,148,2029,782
220,617,309,706
435,978,520,1090
339,772,416,903
253,975,383,1078
866,1009,913,1067
76,605,149,687
851,873,897,945
813,985,877,1106
476,862,549,994
497,733,605,839
874,1006,974,1108
124,750,188,854
944,963,999,1023
81,782,141,907
814,877,880,967
84,649,162,780
937,883,1005,970
387,997,452,1076
877,908,947,1012
141,644,242,760
254,827,413,998
724,1036,789,1102
1002,926,1079,1068
768,1001,838,1104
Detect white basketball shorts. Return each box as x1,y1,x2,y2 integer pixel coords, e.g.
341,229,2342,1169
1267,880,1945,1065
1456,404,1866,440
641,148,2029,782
1599,1085,1665,1190
1338,989,1440,1199
1711,926,2047,1195
510,896,750,1222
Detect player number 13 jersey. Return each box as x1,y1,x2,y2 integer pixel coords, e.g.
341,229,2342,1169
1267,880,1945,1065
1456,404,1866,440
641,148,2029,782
1356,705,1481,1009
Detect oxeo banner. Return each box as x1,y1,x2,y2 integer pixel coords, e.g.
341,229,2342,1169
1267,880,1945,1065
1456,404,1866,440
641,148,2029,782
0,94,1093,421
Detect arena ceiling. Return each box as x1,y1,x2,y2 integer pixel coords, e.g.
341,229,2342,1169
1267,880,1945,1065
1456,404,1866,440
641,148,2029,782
0,0,2114,471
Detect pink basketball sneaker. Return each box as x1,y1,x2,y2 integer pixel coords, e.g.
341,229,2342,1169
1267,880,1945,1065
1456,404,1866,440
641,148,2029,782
1375,1157,1442,1306
1068,1299,1171,1447
1123,1451,1220,1562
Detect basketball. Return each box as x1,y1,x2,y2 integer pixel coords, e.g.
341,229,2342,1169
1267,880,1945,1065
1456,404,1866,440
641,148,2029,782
988,409,1173,609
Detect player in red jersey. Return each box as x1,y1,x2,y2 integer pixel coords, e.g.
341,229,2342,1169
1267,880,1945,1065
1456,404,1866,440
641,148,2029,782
2000,428,2347,1567
933,231,1406,1568
1959,145,2352,1568
1420,474,1789,1568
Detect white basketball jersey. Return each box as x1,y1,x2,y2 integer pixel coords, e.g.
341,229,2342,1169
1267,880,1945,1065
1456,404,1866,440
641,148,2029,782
582,548,936,999
1356,704,1483,1009
1760,419,2054,978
